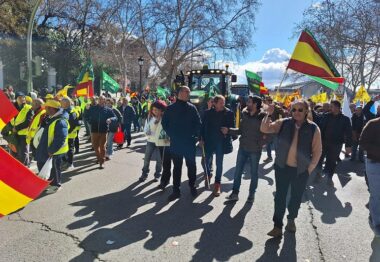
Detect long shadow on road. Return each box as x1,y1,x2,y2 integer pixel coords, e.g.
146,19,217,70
68,181,215,261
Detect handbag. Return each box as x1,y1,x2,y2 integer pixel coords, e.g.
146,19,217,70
113,126,124,144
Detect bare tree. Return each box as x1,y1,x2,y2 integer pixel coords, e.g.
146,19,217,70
137,0,260,88
295,0,380,92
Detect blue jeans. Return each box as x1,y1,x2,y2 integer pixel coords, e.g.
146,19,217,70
205,143,224,183
232,148,262,195
142,142,162,177
106,132,115,156
266,135,277,158
366,159,380,233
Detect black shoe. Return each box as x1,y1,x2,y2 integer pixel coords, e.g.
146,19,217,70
99,164,104,169
168,192,181,202
157,183,168,191
190,187,198,197
127,142,131,147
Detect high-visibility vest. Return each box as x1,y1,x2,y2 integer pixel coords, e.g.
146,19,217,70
48,118,69,155
12,104,32,135
67,108,80,139
26,108,46,144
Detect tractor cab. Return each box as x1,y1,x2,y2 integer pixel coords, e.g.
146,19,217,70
185,66,238,114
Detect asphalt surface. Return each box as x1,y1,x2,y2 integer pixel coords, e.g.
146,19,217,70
0,132,379,262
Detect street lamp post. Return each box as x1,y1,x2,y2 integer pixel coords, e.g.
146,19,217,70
138,56,144,92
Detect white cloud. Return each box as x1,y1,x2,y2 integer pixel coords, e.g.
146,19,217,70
226,48,291,89
311,2,322,9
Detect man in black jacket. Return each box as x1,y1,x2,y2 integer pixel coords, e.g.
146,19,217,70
117,97,136,147
318,100,352,186
200,95,234,196
162,86,201,201
351,106,365,162
87,95,117,169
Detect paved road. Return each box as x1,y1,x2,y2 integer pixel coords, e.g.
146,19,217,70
0,132,379,262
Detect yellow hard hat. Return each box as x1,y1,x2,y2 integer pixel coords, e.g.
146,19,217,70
44,99,61,109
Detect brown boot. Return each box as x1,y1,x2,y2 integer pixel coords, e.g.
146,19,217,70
267,227,283,238
213,183,221,197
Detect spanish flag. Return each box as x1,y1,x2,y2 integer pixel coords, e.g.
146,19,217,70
0,147,50,217
0,90,18,131
74,60,94,97
259,82,269,95
288,30,344,84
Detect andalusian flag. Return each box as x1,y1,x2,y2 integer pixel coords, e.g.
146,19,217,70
0,90,18,131
74,59,94,97
157,86,170,99
288,30,344,84
101,71,120,93
0,147,49,217
246,70,262,94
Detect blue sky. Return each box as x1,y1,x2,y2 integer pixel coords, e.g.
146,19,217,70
242,0,315,63
227,0,318,87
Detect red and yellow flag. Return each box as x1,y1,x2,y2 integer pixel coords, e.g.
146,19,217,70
288,30,344,84
259,82,269,95
74,60,94,97
0,147,50,217
0,90,19,131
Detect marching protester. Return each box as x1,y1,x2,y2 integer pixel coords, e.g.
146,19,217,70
11,92,34,166
61,96,80,170
162,86,201,201
118,97,136,148
105,98,123,160
131,96,142,132
317,100,352,186
360,116,380,238
261,100,322,238
200,95,234,196
35,99,69,193
139,100,171,185
221,95,266,203
26,98,46,159
351,105,365,162
87,95,117,169
363,96,380,121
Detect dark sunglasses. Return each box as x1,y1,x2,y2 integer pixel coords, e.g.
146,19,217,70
291,108,304,113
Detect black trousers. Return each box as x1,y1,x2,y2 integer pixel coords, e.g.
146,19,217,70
66,138,75,165
273,165,309,228
319,143,342,178
37,155,63,187
171,151,196,193
159,146,172,186
11,135,29,166
74,131,80,153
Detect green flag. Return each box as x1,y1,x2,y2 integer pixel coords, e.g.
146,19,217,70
245,70,262,94
307,75,339,91
156,86,170,99
102,71,120,93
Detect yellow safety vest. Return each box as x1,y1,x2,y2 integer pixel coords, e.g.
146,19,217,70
13,104,32,135
67,108,80,139
48,118,69,155
26,108,46,144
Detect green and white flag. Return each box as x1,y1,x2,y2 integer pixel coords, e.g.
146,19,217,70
101,71,120,93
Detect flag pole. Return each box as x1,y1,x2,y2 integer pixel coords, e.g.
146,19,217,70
276,68,288,94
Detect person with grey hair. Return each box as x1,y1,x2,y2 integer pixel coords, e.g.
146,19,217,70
261,99,322,238
87,95,117,169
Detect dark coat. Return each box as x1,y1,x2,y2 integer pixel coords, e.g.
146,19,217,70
87,105,117,133
200,107,235,152
162,99,201,156
320,112,352,147
118,104,136,125
109,108,123,132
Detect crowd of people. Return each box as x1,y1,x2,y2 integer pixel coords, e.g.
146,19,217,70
1,84,379,239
